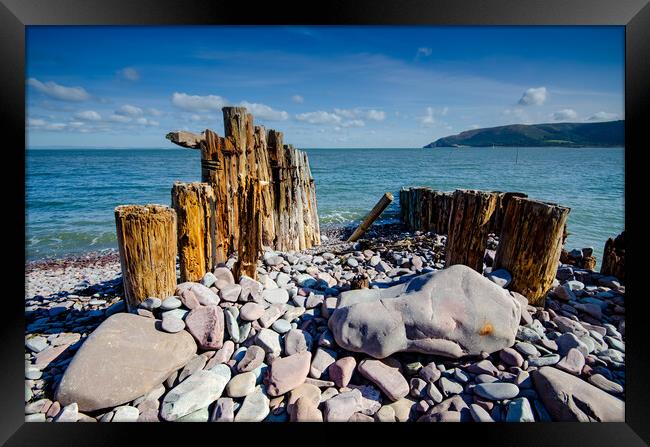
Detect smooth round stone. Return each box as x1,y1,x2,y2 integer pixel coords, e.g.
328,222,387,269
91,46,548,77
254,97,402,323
475,374,499,384
237,345,265,372
515,341,540,358
527,354,560,367
240,302,265,321
224,308,240,341
202,272,218,288
262,288,289,305
160,296,182,311
474,383,520,401
26,366,43,380
161,316,185,333
347,258,359,267
226,372,257,398
112,405,140,422
140,297,161,311
161,308,189,321
233,387,270,422
272,319,292,334
505,397,535,422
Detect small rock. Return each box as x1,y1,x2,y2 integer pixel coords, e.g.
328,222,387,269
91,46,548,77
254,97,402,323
328,357,356,388
226,372,257,398
160,296,181,311
161,316,185,333
506,397,535,422
111,405,139,422
358,359,409,402
234,386,269,422
473,382,519,401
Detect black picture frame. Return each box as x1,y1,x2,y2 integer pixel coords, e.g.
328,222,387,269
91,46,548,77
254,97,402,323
3,0,648,445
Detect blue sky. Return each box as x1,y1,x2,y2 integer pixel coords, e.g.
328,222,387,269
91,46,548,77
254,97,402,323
26,26,624,148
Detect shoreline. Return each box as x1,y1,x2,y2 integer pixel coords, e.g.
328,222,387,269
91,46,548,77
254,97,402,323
24,224,625,423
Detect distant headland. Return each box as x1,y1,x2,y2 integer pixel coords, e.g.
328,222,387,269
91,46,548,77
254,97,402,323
425,120,624,148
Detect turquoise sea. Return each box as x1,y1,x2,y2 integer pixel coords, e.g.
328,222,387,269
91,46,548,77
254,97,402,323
26,147,624,263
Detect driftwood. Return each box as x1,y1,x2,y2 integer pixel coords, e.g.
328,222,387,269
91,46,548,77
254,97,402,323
347,192,394,242
445,189,498,272
400,187,453,234
114,204,177,310
171,182,217,282
601,231,625,281
493,197,570,305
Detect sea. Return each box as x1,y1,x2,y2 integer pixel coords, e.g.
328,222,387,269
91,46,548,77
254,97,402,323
26,147,624,265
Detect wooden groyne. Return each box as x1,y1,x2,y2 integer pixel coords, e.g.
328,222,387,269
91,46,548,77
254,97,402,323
113,107,320,303
400,186,570,305
166,107,320,255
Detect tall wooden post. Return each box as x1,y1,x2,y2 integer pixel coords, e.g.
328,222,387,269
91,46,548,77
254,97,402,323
493,197,570,305
489,191,528,235
347,192,394,242
235,177,262,280
114,204,177,310
601,231,625,281
171,182,217,283
445,189,498,272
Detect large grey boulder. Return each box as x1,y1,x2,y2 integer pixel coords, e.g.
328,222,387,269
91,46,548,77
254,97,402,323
55,313,197,412
328,265,521,359
532,366,624,421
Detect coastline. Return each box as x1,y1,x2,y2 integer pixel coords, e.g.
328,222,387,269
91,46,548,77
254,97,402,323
24,223,625,422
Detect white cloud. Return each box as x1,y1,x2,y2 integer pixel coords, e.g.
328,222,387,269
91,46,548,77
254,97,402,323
518,87,547,106
552,109,578,121
74,110,102,121
239,101,289,121
587,111,619,121
416,47,433,57
108,114,131,123
45,122,67,131
27,118,46,127
116,104,143,116
295,111,342,125
171,92,228,112
136,117,159,126
68,121,85,128
334,108,386,122
366,110,386,121
118,67,140,81
341,119,365,128
292,94,304,103
421,107,435,126
441,107,449,116
27,78,90,102
147,108,164,117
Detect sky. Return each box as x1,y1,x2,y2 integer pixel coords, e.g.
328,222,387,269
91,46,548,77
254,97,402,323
26,26,624,148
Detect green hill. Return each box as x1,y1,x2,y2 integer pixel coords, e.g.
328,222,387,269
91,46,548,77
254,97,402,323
424,120,624,148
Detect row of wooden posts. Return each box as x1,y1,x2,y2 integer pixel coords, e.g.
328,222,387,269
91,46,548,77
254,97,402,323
400,186,624,305
115,107,321,310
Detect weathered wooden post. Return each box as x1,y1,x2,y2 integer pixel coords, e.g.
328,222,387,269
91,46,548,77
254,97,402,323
493,197,570,305
400,187,453,235
601,231,625,281
114,204,177,310
235,177,263,280
489,191,528,235
445,189,499,272
347,192,394,242
171,182,217,283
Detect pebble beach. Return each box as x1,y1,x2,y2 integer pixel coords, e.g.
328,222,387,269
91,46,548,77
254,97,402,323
24,224,626,423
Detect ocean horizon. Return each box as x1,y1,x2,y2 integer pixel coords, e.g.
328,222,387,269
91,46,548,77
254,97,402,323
26,146,624,264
